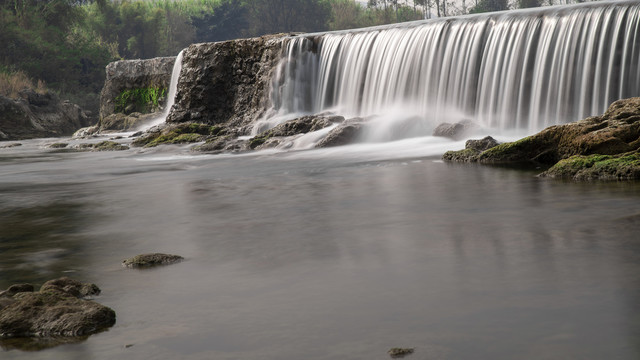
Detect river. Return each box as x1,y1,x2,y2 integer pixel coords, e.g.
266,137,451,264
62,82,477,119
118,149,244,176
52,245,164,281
1,136,639,359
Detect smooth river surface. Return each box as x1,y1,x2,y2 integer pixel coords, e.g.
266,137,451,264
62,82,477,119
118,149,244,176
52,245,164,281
1,136,639,360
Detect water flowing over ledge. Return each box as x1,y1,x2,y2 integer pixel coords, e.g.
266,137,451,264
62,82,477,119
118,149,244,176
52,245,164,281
266,1,640,135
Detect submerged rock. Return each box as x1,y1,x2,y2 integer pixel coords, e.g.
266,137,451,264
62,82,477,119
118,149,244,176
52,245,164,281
388,347,415,358
443,97,640,180
122,253,184,268
0,143,22,149
315,122,365,148
76,141,129,151
0,278,115,339
99,112,162,132
433,120,479,140
248,115,342,150
131,122,228,147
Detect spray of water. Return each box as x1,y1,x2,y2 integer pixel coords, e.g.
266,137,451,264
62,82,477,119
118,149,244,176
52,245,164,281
264,1,640,139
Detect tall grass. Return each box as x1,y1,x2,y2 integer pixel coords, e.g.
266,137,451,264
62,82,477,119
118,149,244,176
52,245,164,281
0,69,47,99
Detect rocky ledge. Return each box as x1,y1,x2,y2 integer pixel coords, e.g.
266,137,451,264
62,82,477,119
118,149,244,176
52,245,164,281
0,90,93,140
443,97,640,180
0,278,115,339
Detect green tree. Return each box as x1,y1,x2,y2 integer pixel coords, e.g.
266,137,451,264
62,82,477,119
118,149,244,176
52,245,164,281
192,0,248,43
518,0,542,8
246,0,331,35
469,0,508,13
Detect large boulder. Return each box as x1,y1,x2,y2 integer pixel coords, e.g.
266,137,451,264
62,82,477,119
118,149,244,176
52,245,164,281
248,115,343,149
0,278,115,338
0,90,92,140
443,97,640,180
316,121,366,148
166,34,291,127
432,120,479,140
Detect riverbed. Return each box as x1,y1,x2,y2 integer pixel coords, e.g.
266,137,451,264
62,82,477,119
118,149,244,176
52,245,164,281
1,136,639,359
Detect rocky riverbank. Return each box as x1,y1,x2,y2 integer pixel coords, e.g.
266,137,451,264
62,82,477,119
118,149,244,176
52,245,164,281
0,90,93,140
443,97,640,180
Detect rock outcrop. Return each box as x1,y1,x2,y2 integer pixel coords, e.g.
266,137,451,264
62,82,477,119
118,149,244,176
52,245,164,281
432,120,479,140
99,57,175,121
248,115,343,149
0,90,93,140
166,34,289,128
443,98,640,180
0,278,115,339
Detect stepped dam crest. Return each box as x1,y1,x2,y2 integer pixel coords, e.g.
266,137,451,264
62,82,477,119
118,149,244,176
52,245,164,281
257,1,640,136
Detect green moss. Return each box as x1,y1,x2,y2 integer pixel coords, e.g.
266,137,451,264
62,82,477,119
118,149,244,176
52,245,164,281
92,141,129,151
115,87,166,114
132,123,230,147
542,152,640,180
442,148,479,162
248,135,269,149
48,143,68,149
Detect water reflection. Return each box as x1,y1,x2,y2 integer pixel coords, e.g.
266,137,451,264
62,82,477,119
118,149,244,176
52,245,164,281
0,143,639,359
0,199,92,288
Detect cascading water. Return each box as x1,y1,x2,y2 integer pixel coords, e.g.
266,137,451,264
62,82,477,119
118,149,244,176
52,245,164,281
140,50,184,130
263,1,640,140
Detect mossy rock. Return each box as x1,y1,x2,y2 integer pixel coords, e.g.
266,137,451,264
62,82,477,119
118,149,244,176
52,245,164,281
91,141,129,151
388,347,414,358
132,123,227,147
122,253,184,268
442,148,480,162
48,143,68,149
541,151,640,180
0,278,115,339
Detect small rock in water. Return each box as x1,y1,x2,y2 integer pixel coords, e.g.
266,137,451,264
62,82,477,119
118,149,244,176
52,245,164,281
388,347,415,358
465,136,499,152
122,253,184,268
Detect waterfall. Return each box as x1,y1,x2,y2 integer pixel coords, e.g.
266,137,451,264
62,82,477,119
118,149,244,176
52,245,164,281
265,1,640,138
140,50,184,130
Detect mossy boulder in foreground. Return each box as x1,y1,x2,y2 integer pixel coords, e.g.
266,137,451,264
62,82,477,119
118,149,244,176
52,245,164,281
541,151,640,180
0,278,115,338
443,97,640,180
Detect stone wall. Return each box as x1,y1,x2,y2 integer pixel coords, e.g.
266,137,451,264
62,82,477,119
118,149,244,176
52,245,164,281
166,34,289,130
99,56,175,120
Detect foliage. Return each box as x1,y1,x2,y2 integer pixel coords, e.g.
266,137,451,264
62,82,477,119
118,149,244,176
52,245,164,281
115,87,167,114
329,0,423,30
192,0,248,43
0,69,47,99
469,0,509,13
518,0,542,8
246,0,332,35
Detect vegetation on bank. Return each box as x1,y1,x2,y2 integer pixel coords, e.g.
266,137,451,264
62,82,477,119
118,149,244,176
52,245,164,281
0,0,588,115
115,87,167,114
0,69,47,99
131,123,227,147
